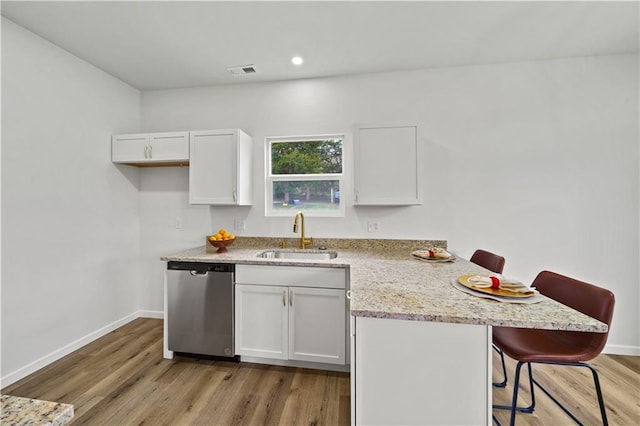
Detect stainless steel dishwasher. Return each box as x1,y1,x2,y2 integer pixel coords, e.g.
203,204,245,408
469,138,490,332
167,261,238,360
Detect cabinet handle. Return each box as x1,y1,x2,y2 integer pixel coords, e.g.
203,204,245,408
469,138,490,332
289,290,293,307
144,146,148,159
282,290,286,306
233,188,237,202
355,190,359,202
148,145,152,159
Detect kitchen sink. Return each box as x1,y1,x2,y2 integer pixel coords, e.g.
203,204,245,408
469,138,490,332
257,249,338,260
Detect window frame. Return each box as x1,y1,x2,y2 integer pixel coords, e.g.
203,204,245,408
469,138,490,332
265,134,345,217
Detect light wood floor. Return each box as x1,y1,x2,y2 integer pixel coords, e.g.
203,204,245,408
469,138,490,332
3,318,638,425
492,347,640,426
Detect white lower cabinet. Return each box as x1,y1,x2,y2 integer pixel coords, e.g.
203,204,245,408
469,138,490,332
235,284,346,365
235,264,347,367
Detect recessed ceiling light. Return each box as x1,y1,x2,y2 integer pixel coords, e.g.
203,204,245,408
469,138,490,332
291,56,304,66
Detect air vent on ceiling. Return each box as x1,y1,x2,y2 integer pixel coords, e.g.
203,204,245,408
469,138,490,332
227,65,257,75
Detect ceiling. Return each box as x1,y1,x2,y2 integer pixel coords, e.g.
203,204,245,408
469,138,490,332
2,1,638,91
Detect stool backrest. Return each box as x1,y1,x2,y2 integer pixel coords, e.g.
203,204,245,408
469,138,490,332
533,270,615,357
470,249,505,274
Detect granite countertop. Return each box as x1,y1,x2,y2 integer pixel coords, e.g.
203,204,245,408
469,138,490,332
161,237,608,333
1,395,73,426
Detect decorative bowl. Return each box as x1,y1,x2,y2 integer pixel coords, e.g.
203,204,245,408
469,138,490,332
207,238,235,253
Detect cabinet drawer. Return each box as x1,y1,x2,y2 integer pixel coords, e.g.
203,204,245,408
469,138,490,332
236,264,346,289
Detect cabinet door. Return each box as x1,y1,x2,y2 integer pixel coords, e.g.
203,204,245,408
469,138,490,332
112,134,149,163
354,124,422,205
189,130,251,205
289,287,346,364
235,284,288,359
112,132,188,165
148,132,189,162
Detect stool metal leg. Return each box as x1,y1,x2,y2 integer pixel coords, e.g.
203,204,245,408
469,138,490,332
531,361,609,426
492,361,536,426
493,344,507,387
588,363,609,426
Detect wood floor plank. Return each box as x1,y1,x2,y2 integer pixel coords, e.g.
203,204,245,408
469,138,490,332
3,318,638,426
190,361,254,424
155,368,231,426
279,367,332,426
605,353,640,374
244,365,295,426
226,363,269,425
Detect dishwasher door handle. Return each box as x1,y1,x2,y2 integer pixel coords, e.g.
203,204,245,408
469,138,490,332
189,270,208,276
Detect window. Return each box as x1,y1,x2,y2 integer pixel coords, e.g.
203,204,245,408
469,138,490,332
266,135,344,216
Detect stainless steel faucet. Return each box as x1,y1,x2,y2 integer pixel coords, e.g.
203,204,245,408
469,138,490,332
293,211,313,249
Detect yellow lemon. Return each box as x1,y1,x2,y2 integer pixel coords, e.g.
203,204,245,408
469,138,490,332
218,228,227,236
228,234,235,240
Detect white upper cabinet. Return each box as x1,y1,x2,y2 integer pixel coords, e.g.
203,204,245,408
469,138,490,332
111,131,189,166
354,124,422,205
189,129,252,205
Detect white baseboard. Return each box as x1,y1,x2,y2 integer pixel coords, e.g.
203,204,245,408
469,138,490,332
603,344,640,356
240,355,350,373
1,310,164,388
138,310,164,319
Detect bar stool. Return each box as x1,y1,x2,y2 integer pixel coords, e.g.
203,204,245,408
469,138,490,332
469,249,508,387
492,270,615,426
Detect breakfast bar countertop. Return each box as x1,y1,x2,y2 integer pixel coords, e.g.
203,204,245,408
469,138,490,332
161,237,608,333
1,395,74,426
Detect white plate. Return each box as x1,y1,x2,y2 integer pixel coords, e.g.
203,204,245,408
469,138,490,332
411,254,455,263
450,279,543,304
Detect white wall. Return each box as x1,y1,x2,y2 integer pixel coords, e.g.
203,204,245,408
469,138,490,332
140,54,639,354
1,18,142,383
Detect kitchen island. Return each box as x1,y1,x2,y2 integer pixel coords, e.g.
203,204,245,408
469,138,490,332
162,238,607,425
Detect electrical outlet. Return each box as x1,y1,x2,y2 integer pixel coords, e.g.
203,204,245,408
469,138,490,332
367,220,380,232
175,217,183,229
234,219,246,231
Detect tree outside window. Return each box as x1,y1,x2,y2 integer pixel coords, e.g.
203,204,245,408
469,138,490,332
267,136,344,216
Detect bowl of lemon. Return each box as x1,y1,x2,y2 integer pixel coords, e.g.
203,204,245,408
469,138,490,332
207,229,236,253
